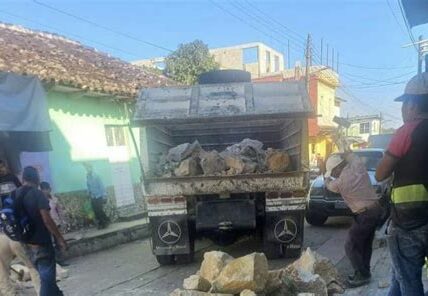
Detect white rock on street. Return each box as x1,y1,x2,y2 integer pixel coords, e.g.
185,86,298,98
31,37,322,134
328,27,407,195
170,289,233,296
183,274,211,292
212,252,268,294
199,251,234,283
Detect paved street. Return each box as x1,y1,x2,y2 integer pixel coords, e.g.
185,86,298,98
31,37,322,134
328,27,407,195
16,217,354,296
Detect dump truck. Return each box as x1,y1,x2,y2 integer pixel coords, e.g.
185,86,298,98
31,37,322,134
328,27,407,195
132,70,313,265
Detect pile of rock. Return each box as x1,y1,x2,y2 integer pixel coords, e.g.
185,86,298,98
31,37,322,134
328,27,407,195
155,139,291,177
170,249,344,296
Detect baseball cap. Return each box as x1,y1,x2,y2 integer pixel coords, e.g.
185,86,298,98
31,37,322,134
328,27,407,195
324,154,344,178
395,72,428,102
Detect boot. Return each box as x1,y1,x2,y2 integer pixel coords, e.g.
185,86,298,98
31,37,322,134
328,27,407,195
347,271,371,288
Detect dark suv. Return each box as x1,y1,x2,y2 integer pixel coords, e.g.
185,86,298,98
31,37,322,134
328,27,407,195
306,149,391,226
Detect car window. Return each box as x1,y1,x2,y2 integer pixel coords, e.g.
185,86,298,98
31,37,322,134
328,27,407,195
327,151,383,171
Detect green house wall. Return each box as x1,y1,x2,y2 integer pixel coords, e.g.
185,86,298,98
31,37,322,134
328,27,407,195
46,91,141,194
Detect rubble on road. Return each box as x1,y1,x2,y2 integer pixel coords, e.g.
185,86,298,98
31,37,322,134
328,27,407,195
170,289,233,296
183,275,211,292
156,138,291,177
211,253,268,294
171,248,344,296
199,251,234,284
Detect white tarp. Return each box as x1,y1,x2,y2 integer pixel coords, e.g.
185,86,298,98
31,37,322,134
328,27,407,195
0,72,50,132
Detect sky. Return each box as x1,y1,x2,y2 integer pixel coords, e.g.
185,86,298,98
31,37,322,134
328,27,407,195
2,0,428,128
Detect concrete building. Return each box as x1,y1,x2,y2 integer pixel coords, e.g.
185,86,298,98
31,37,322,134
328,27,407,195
134,42,285,79
347,114,382,142
253,65,342,166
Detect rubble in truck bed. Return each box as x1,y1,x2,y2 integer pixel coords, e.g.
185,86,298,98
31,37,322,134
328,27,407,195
154,139,292,177
170,248,345,296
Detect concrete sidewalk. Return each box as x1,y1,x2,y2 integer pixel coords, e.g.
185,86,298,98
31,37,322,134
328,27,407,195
343,242,428,296
62,217,150,259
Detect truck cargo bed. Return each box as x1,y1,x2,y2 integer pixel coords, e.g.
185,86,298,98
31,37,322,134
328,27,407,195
143,171,307,196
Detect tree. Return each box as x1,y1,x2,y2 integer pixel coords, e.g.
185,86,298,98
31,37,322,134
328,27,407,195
164,40,219,85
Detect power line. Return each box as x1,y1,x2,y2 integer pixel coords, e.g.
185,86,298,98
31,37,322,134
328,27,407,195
386,0,408,36
241,0,306,43
397,0,418,52
209,1,305,58
32,0,173,52
340,86,402,121
341,70,415,84
229,1,305,54
0,9,142,59
340,62,414,70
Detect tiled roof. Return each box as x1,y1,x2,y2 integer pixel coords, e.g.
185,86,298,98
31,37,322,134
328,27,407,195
0,23,174,98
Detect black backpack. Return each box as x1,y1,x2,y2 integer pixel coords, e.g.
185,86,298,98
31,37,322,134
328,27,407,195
0,187,34,242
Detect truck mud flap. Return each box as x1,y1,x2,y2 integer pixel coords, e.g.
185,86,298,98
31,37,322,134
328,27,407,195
264,210,304,250
150,215,191,256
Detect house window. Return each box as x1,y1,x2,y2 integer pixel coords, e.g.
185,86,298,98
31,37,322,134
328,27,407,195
274,55,280,72
359,122,370,134
266,50,271,72
243,47,258,64
105,126,126,146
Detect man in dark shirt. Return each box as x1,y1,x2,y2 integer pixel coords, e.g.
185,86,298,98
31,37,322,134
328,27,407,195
0,160,21,204
376,73,428,296
20,166,67,296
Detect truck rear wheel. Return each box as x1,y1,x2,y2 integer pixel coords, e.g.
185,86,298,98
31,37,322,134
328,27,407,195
305,211,328,226
156,255,175,266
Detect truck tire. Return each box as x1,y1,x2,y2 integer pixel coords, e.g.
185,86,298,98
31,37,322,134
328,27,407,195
305,211,328,226
156,255,175,266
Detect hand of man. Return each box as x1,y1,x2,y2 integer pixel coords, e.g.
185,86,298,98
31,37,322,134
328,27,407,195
58,238,68,252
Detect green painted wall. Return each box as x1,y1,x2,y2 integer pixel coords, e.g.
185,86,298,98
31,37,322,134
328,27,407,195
47,91,141,193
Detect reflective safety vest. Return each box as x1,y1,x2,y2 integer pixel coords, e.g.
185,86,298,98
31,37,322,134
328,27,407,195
391,119,428,230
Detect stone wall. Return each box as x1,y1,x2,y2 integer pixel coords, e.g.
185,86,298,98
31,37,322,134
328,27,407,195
55,184,146,232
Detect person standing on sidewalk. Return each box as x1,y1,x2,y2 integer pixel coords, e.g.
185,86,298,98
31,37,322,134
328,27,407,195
83,163,109,229
376,73,428,296
325,152,382,287
20,166,67,296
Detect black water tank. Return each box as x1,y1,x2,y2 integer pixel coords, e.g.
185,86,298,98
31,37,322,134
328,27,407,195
198,70,251,84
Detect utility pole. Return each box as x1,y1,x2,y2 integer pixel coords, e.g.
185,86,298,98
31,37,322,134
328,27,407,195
336,52,339,73
418,35,423,74
305,34,312,91
332,48,335,71
326,44,329,67
320,38,323,65
287,39,291,69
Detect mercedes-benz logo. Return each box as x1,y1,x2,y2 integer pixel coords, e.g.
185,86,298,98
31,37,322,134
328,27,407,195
273,218,298,243
157,220,182,245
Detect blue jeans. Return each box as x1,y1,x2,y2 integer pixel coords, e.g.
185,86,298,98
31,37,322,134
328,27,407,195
387,223,428,296
26,244,63,296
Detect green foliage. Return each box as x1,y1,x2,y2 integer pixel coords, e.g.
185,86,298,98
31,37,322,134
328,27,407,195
164,40,219,85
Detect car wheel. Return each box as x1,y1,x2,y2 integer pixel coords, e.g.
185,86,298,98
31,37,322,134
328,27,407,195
305,211,328,226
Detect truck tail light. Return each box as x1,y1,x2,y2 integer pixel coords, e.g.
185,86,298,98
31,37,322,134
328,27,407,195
147,196,160,205
266,192,279,199
174,196,185,203
280,192,293,198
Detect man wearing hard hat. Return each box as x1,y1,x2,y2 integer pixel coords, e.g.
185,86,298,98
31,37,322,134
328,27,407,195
376,73,428,296
325,152,382,287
